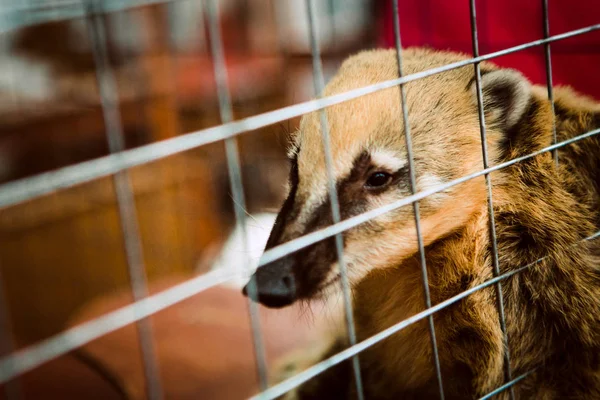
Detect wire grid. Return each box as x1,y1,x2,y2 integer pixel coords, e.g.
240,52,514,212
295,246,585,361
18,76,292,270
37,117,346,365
0,1,598,399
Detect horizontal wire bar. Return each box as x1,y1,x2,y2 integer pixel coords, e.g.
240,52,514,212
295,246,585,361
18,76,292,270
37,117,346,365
478,370,534,400
0,0,177,34
0,24,598,211
251,224,600,400
0,268,233,384
1,127,599,384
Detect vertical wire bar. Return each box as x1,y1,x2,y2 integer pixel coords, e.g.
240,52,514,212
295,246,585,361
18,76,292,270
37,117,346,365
326,0,336,52
304,1,364,399
0,19,24,400
85,2,163,399
542,0,558,166
391,2,445,399
0,267,23,400
468,2,515,399
204,0,269,391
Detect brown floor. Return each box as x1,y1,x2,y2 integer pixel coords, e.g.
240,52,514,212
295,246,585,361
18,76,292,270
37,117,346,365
5,277,330,400
0,353,124,400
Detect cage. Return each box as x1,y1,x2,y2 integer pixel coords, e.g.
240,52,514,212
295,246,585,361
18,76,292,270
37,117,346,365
0,0,599,399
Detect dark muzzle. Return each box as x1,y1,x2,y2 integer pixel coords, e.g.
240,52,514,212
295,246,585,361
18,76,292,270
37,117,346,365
242,257,297,308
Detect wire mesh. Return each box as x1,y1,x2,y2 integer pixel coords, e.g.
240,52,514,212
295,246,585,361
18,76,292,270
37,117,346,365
0,1,598,399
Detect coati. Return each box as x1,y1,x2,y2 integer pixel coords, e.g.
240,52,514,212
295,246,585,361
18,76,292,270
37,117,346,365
242,48,600,399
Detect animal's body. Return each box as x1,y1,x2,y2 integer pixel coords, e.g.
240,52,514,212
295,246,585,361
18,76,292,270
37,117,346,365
243,48,600,399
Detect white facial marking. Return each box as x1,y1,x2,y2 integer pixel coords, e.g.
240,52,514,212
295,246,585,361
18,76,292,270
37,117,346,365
417,173,448,204
370,149,406,171
417,173,444,192
296,187,328,226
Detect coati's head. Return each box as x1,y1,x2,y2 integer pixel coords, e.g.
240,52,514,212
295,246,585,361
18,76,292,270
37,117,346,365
243,48,535,308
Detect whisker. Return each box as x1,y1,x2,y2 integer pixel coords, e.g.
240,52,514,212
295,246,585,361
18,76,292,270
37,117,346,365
298,300,316,325
228,193,261,225
260,208,282,213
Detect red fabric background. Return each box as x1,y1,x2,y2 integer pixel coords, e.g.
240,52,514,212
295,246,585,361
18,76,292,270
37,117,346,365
378,1,600,100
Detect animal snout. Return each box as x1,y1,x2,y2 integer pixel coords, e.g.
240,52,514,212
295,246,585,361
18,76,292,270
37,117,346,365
242,258,297,308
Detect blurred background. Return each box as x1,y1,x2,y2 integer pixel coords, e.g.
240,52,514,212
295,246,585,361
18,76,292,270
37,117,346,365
0,1,598,399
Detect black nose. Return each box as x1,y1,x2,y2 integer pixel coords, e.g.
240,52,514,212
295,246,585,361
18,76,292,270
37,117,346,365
242,266,296,308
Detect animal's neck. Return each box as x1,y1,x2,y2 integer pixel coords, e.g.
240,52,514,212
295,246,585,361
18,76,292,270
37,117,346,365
352,215,504,397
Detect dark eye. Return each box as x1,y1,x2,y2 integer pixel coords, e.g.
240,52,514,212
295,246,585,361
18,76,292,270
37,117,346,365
365,172,392,189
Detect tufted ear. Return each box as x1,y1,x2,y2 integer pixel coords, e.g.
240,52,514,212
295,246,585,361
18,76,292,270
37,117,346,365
470,69,532,131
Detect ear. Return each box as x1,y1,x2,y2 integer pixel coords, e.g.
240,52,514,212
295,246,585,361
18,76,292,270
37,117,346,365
470,69,532,131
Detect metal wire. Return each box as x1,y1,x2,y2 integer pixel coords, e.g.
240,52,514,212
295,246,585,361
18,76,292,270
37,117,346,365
0,0,177,34
0,23,598,211
542,0,558,166
0,265,23,400
85,2,163,399
391,1,444,398
0,268,230,384
204,0,269,391
304,1,364,398
478,371,534,400
468,2,514,399
2,126,598,387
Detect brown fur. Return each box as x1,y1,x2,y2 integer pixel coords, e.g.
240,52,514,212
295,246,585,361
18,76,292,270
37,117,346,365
253,48,600,399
